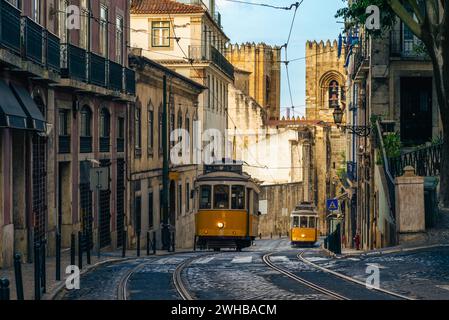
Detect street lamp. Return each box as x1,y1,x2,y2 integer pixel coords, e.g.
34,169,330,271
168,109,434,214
332,106,371,137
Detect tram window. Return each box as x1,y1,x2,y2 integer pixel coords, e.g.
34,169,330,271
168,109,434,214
231,185,245,209
292,216,299,228
199,186,212,209
309,217,316,228
214,185,230,209
300,216,308,228
253,192,259,215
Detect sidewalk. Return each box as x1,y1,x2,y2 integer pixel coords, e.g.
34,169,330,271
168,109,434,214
0,246,192,300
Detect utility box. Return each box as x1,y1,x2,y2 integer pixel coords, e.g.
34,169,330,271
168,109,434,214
424,177,439,229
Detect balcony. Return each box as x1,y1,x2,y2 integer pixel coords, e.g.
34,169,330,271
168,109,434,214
0,0,21,53
125,68,136,96
88,52,106,87
189,45,234,80
22,16,44,65
80,136,92,153
347,161,357,182
61,43,88,82
117,138,125,153
108,60,123,91
390,30,429,60
58,135,71,154
99,137,110,153
46,31,60,72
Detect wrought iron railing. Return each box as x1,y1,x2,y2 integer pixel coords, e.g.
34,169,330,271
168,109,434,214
389,143,443,178
189,45,207,61
22,16,44,65
46,31,60,72
99,137,110,153
0,0,21,53
88,52,106,87
117,138,125,153
58,135,71,154
80,136,92,153
390,30,428,59
347,161,357,182
108,60,123,91
125,68,136,95
61,43,88,82
211,46,234,79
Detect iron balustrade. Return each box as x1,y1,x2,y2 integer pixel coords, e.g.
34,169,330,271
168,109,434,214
46,31,60,72
211,46,234,79
125,68,136,95
99,137,110,153
390,30,428,59
58,135,71,154
0,0,21,53
117,138,125,152
108,60,123,91
389,143,443,178
80,136,92,153
188,45,207,61
22,16,44,65
88,52,107,87
347,161,357,182
61,43,88,82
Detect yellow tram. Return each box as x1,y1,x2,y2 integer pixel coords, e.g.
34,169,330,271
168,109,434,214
290,202,318,246
195,161,260,251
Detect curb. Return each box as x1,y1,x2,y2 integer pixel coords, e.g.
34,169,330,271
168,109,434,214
338,243,449,259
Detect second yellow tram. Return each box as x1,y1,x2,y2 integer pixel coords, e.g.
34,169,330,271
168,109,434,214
290,202,318,246
194,162,260,251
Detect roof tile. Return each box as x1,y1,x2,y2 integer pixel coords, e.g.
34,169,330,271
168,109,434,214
131,0,205,15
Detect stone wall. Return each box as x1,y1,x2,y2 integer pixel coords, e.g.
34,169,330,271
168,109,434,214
258,182,304,237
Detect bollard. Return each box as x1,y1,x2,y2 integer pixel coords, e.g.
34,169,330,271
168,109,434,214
56,232,61,281
146,232,150,256
152,232,156,255
86,233,91,265
14,254,24,300
171,231,175,253
136,231,141,257
78,231,83,270
41,240,47,293
0,278,10,301
34,242,41,300
70,233,76,266
122,230,126,258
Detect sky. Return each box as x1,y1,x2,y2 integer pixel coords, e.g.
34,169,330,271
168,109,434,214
216,0,345,118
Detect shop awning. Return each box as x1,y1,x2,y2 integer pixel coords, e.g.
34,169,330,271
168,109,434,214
0,80,28,129
10,83,46,132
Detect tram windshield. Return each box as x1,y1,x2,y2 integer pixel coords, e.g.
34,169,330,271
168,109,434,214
214,185,230,209
292,216,317,228
231,185,245,209
200,186,212,209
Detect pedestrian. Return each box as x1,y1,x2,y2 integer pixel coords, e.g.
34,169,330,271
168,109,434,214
354,232,360,250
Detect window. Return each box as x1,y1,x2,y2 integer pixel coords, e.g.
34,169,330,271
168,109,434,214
300,216,308,228
80,0,89,49
6,0,21,8
32,0,40,23
99,108,110,138
152,21,170,47
199,186,211,209
100,5,108,57
148,109,154,154
207,76,211,108
177,184,182,217
308,217,316,228
329,80,339,108
158,107,163,156
253,192,259,215
186,182,190,213
292,216,299,228
80,106,91,137
177,113,182,144
231,185,245,210
58,110,69,136
116,16,124,64
117,117,125,139
135,108,141,151
148,191,153,229
170,113,175,147
214,185,229,209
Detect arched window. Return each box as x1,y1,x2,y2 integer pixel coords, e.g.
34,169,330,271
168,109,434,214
80,106,92,137
329,80,339,108
99,108,110,138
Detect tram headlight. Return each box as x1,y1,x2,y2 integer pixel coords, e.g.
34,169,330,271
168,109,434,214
217,222,224,229
301,234,306,238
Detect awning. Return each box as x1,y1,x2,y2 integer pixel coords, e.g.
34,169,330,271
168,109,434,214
0,80,28,129
10,83,46,132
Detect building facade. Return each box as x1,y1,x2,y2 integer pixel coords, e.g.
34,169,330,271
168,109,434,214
130,0,233,154
128,53,204,250
0,0,135,268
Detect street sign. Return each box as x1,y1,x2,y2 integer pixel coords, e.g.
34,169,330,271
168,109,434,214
89,167,110,191
326,199,339,211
